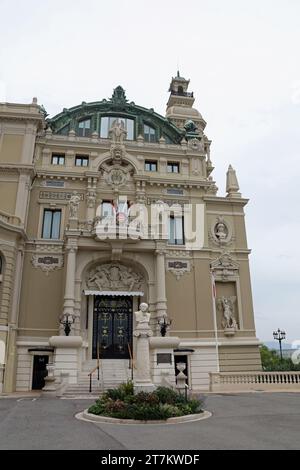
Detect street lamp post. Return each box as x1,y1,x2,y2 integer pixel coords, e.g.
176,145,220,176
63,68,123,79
273,328,286,361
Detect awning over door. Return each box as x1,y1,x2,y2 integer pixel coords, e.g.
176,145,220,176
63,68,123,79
84,290,144,296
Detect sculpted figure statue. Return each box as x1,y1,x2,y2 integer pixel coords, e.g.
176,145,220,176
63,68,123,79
135,302,150,327
217,296,238,329
109,120,127,144
69,192,81,218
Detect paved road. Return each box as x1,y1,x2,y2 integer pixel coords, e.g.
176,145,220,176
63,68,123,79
0,393,299,450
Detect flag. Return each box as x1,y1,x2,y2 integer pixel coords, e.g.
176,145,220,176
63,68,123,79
211,273,216,298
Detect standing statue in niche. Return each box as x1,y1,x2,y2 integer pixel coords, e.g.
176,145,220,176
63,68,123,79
109,120,127,144
217,296,238,330
69,192,81,219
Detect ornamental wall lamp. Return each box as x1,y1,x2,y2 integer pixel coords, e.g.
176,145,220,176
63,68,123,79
60,313,75,336
158,316,172,337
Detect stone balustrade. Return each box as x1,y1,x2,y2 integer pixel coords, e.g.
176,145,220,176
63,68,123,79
209,371,300,392
0,210,22,226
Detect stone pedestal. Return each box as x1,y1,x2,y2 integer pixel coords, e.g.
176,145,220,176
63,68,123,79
149,336,180,387
224,327,236,337
49,336,82,385
133,325,155,392
42,363,57,396
175,362,188,395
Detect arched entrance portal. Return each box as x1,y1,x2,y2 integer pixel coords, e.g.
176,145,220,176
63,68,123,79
84,262,146,360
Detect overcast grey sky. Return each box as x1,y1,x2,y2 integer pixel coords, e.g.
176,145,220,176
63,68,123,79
1,0,299,343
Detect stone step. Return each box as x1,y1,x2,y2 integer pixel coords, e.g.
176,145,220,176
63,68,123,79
61,358,132,397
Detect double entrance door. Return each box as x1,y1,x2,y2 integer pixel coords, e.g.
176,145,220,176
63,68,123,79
92,295,133,359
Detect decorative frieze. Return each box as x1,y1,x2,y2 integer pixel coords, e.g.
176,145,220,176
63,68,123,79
31,254,63,275
147,198,189,207
39,191,84,201
86,263,144,292
166,259,192,280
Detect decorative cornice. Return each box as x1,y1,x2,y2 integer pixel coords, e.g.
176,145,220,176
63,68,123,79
0,164,35,176
204,196,249,206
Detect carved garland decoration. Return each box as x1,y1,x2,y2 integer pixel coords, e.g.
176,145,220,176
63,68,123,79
31,254,64,275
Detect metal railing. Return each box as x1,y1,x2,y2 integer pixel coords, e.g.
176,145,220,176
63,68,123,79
88,341,101,393
127,343,136,381
171,91,194,98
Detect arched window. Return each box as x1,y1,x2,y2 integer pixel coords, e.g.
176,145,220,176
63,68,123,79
78,118,91,137
178,86,184,94
100,116,134,140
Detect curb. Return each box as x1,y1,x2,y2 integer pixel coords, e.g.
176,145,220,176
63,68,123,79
76,409,212,425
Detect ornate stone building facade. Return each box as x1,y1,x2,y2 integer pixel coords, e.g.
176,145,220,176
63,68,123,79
0,74,261,393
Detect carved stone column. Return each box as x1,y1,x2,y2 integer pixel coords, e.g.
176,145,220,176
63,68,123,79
155,243,167,319
86,176,98,223
133,312,154,392
62,239,78,335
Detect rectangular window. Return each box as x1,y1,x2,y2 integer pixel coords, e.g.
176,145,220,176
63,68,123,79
42,209,61,239
167,162,180,173
168,215,184,245
144,124,156,143
102,201,114,217
145,160,157,172
51,154,65,165
78,119,91,137
75,155,89,167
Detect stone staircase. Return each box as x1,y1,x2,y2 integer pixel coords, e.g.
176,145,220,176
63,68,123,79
62,359,132,398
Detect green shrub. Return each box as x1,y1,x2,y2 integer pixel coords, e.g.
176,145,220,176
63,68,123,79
88,382,203,421
134,391,160,405
154,386,180,404
88,402,106,415
105,381,134,401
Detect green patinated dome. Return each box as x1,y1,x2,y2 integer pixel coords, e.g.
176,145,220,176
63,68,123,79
48,86,183,144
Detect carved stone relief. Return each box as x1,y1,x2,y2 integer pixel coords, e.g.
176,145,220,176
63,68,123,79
211,251,239,281
31,254,64,275
209,217,233,246
86,263,144,291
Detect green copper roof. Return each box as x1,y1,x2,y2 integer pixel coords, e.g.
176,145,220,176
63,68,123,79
48,86,184,144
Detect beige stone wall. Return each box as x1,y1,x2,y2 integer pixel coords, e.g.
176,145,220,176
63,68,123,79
0,179,18,215
18,253,63,336
0,134,24,163
219,345,262,372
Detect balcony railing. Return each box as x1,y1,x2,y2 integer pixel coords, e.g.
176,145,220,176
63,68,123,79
0,210,22,227
171,91,194,98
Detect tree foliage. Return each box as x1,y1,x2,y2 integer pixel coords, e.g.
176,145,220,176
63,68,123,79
260,345,300,371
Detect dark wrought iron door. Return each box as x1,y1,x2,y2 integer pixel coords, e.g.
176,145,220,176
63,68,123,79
93,295,133,359
32,355,49,390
